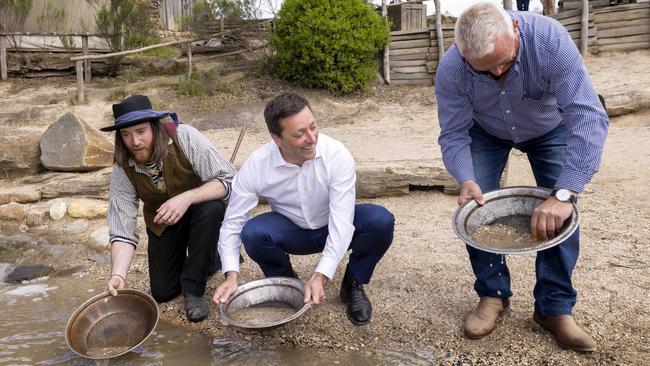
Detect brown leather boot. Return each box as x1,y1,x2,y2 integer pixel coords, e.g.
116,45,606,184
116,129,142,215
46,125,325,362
533,313,597,352
463,297,510,339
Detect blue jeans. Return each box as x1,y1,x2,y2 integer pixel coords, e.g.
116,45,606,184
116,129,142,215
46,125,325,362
468,123,579,316
240,204,394,283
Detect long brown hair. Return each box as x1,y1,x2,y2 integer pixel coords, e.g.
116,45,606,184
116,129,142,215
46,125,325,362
114,120,171,166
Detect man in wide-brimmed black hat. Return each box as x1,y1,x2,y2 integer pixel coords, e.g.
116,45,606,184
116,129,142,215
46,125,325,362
102,95,236,322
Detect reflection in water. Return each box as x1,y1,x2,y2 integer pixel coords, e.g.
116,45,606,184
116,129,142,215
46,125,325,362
0,274,435,365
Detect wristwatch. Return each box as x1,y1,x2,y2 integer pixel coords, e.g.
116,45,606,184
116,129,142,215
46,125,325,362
551,188,577,204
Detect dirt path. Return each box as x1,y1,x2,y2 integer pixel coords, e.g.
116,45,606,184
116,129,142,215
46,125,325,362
1,50,649,364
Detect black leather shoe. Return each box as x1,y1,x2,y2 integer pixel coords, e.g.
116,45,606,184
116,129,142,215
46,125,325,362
184,294,208,322
339,266,372,325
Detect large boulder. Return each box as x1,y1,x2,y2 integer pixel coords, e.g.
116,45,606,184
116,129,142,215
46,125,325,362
39,112,114,172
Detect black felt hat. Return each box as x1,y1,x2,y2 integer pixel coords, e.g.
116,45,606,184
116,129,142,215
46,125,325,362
100,95,176,132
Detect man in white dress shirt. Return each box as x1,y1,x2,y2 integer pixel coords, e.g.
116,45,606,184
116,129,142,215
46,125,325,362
212,92,395,325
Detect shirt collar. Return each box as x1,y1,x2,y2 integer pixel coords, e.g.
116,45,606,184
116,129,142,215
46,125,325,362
269,140,323,168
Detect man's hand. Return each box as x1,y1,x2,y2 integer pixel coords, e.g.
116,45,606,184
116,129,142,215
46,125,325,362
212,272,239,304
303,272,328,305
153,192,192,225
458,180,485,206
107,274,126,296
531,196,574,241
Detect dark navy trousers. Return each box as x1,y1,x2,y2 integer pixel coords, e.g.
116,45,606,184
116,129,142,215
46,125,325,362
467,123,579,316
240,204,394,284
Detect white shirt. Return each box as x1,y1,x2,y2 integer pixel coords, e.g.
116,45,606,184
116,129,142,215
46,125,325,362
529,0,543,14
218,133,356,279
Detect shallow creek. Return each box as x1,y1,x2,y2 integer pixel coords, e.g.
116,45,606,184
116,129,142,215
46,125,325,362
0,271,434,365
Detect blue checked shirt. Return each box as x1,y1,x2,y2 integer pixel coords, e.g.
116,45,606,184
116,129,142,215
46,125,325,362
435,11,608,193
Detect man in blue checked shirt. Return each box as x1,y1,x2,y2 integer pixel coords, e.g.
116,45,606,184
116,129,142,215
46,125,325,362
435,3,608,351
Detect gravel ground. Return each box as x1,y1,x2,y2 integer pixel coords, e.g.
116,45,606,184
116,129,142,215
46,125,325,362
2,49,649,365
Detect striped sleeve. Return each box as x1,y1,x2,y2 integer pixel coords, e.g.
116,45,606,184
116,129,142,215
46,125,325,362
108,164,140,247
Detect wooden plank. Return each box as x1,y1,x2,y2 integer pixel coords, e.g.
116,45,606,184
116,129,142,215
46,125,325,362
389,39,431,49
598,25,650,38
390,53,429,61
70,39,196,61
598,33,650,45
390,72,432,80
568,28,597,39
563,22,596,32
390,66,428,73
0,37,7,81
391,32,429,41
187,42,192,77
389,46,432,56
562,0,609,10
595,9,650,23
82,35,91,82
389,78,433,86
594,2,650,14
549,8,582,21
390,59,427,67
76,60,84,104
557,15,595,27
598,40,650,52
597,17,650,30
390,28,430,36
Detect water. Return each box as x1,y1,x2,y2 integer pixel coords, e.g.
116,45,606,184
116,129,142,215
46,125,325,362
0,273,435,365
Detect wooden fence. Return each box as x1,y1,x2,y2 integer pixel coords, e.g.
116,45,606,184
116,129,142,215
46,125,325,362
548,7,598,50
387,25,453,85
594,2,650,52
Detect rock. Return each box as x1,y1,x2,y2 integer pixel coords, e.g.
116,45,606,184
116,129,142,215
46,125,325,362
5,264,54,283
25,212,45,227
355,159,509,197
22,167,112,200
40,112,114,172
89,226,110,250
49,201,67,220
0,185,41,205
63,219,89,234
0,202,26,221
604,89,650,117
67,198,108,219
0,127,44,178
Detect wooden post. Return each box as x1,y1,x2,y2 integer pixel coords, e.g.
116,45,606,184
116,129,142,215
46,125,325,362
120,24,125,52
76,60,85,104
0,36,7,81
187,42,192,78
503,0,513,10
382,0,390,84
82,34,91,82
435,0,444,62
580,0,589,56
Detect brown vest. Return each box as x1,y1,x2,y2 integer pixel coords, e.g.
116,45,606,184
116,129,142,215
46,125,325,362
121,134,202,237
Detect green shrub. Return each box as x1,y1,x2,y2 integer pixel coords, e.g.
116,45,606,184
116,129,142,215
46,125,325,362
176,69,238,97
270,0,389,93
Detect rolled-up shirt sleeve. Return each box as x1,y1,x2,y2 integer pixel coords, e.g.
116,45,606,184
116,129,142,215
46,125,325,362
548,24,609,193
435,62,477,185
108,164,140,247
218,158,259,274
315,147,356,280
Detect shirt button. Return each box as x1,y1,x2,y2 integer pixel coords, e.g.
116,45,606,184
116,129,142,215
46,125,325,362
506,110,511,114
500,91,505,95
511,126,516,130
